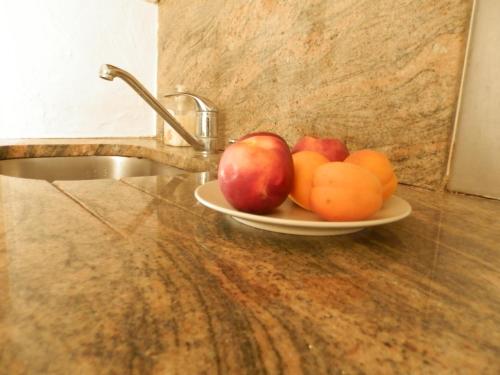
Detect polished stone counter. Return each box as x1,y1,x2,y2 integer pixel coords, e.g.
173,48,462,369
0,138,219,173
0,170,499,374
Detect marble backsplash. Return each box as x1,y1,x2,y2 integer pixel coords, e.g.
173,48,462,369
158,0,473,189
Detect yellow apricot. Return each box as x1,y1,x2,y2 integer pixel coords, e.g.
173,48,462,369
289,151,329,210
344,149,398,200
310,162,383,221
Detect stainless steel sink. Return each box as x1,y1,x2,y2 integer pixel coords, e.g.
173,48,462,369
0,156,183,182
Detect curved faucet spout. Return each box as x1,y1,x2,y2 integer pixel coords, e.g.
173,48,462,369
99,64,205,151
99,64,116,81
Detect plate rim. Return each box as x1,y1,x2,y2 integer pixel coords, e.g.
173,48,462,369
194,180,412,229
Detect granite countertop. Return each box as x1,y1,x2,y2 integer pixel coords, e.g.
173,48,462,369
0,138,219,173
0,145,499,374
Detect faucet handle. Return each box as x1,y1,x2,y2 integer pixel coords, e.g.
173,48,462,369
163,92,218,153
163,92,217,113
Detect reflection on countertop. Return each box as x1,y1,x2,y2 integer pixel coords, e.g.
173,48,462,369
0,168,499,374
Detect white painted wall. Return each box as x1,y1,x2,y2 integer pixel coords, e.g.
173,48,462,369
448,0,500,199
0,0,157,138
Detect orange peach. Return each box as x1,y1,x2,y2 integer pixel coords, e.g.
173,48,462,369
289,151,329,210
344,149,398,200
310,162,383,221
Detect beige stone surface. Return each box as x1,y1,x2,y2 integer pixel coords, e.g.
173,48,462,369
0,138,219,173
1,171,500,373
158,0,473,188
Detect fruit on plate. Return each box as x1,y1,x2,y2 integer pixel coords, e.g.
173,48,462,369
289,151,329,210
218,132,294,214
291,135,349,162
310,162,383,221
344,149,398,200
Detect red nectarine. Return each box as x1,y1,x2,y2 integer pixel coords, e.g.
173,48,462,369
218,132,294,214
292,136,349,162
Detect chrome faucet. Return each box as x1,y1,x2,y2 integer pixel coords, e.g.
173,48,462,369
99,64,218,154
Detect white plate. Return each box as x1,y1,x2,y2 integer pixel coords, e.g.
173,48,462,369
194,180,412,236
